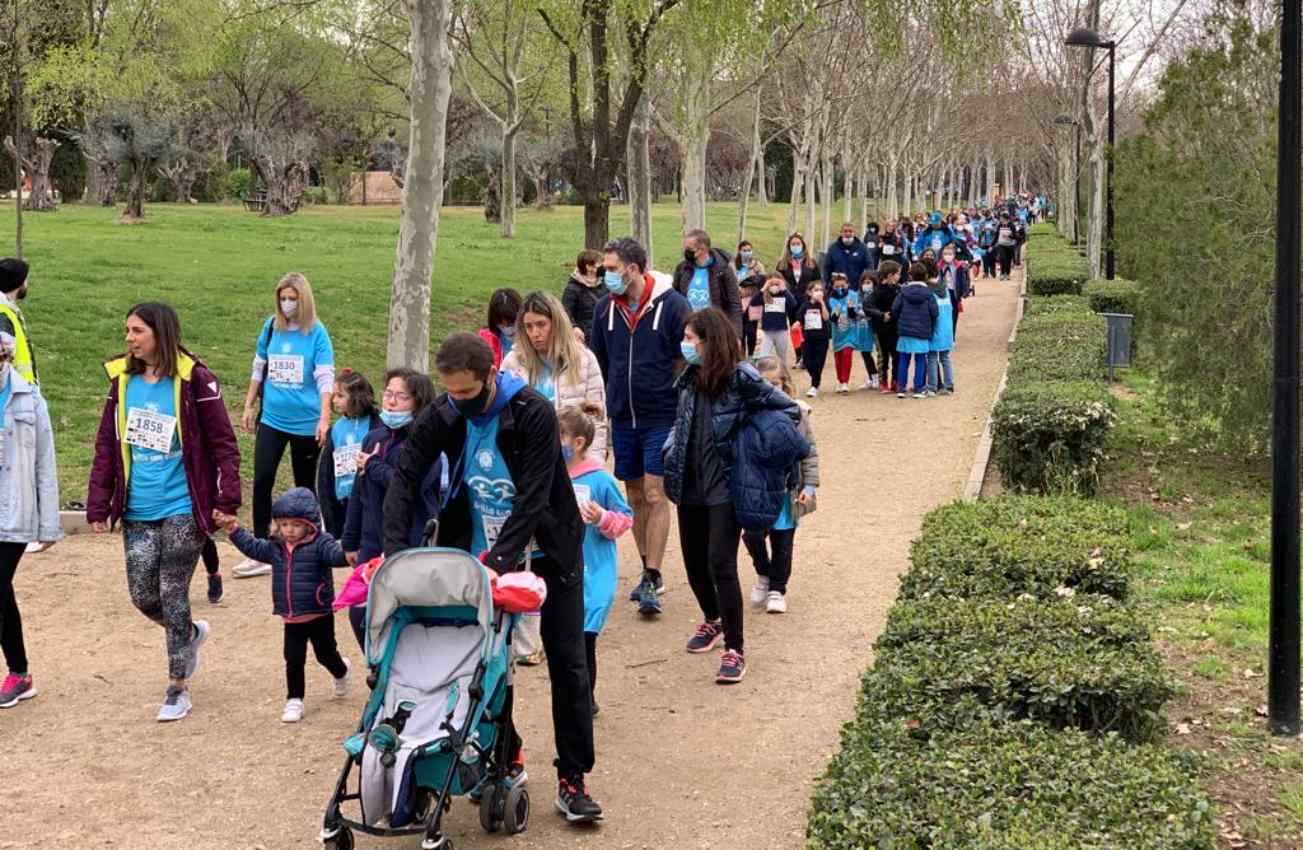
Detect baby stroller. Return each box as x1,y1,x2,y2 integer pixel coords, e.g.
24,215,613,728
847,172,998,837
320,545,528,850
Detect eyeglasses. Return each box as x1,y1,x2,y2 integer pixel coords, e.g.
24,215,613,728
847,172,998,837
383,390,412,402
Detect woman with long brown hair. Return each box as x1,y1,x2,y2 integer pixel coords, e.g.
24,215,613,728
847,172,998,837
662,308,799,685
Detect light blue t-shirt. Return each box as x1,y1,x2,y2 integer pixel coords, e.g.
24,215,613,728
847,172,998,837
499,330,515,359
257,319,334,436
534,363,556,403
0,373,13,417
688,265,711,311
463,415,517,557
930,293,955,353
573,468,632,634
123,375,193,522
773,494,795,531
330,415,372,500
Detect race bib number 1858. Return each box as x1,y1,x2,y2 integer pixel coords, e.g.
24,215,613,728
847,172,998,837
125,407,177,454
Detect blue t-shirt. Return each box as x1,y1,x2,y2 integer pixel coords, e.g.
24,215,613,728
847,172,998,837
534,363,556,403
0,373,13,417
773,494,795,531
573,468,632,634
499,330,515,359
463,415,518,557
830,290,875,353
687,266,711,311
123,375,193,521
257,319,334,436
330,416,372,501
930,293,955,352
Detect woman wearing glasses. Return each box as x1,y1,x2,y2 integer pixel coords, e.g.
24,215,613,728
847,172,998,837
340,368,443,648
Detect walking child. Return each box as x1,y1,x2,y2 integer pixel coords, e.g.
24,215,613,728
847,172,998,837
892,263,939,399
828,273,874,394
557,403,633,717
756,274,800,364
214,487,351,723
745,357,819,614
855,272,881,389
317,369,382,538
926,272,956,396
867,260,902,394
797,280,830,398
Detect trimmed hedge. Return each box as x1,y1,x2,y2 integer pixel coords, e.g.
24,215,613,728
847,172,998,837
1028,250,1091,296
992,380,1116,495
900,496,1132,601
1084,277,1142,316
1009,311,1108,383
808,720,1214,850
1025,293,1089,315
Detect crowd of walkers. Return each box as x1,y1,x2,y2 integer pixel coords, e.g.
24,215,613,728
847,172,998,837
0,191,1039,827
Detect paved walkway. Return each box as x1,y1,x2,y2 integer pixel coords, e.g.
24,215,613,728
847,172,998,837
1,268,1021,850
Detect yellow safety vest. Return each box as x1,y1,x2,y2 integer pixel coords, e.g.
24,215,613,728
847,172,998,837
0,302,36,384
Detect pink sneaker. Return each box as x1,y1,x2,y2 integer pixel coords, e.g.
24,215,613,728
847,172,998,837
0,673,36,708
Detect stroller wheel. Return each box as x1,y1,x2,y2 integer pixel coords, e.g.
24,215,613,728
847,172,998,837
479,785,503,834
504,785,530,835
323,825,354,850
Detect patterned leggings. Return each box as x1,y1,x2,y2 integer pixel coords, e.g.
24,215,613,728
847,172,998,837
123,516,206,680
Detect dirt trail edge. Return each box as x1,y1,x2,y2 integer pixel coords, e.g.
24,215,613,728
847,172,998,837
0,270,1020,850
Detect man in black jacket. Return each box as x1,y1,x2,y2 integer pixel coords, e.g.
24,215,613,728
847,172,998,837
382,332,603,824
672,228,743,336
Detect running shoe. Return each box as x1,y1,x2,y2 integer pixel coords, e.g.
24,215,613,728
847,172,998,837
207,572,224,604
0,673,35,708
636,577,663,617
627,568,664,601
766,591,788,614
897,389,907,399
556,777,604,823
520,649,546,666
334,657,352,698
836,383,849,394
750,577,770,606
185,620,209,680
282,698,305,723
805,386,818,398
912,391,926,399
156,686,192,722
685,620,723,653
232,558,271,578
878,383,892,395
716,650,747,684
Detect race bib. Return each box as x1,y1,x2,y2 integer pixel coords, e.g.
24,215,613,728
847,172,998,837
125,406,177,454
765,300,786,313
804,310,823,331
268,354,304,385
333,445,360,477
882,244,896,255
748,305,764,322
483,514,507,549
573,483,592,508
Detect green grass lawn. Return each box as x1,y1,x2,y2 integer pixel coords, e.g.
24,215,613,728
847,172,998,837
2,199,808,502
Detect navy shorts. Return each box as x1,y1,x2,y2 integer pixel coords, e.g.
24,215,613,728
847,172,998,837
611,422,673,481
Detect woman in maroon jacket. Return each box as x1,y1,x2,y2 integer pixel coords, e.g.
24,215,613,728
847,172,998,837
87,302,241,722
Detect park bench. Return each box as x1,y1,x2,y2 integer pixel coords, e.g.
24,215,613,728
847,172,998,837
242,190,268,212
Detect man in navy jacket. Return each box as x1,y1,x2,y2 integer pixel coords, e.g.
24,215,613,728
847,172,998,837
822,222,870,289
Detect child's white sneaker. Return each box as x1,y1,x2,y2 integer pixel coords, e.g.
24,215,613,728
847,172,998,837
836,383,849,394
750,577,770,606
334,658,352,698
805,386,818,398
282,698,305,723
766,591,788,614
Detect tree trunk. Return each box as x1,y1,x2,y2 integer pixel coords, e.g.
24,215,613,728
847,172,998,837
627,92,653,264
257,159,309,216
501,126,518,238
388,0,455,371
805,165,816,246
842,155,853,223
4,136,59,211
821,151,833,247
122,161,148,221
786,147,805,234
886,155,898,219
737,88,763,243
1083,0,1104,277
583,199,609,251
680,126,709,234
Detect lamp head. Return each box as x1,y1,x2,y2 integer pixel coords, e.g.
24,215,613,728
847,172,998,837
1065,27,1113,48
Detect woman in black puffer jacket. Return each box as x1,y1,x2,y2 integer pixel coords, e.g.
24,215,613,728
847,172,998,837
561,249,607,345
662,307,799,686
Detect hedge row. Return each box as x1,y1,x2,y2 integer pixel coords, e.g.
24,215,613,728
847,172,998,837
1084,277,1141,316
1026,230,1090,296
807,497,1213,850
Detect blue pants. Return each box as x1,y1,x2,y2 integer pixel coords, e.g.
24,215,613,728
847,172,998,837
896,352,928,393
927,350,954,392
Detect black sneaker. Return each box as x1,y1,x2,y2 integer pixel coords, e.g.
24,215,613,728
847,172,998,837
207,573,224,605
637,578,663,616
627,569,664,601
556,777,603,823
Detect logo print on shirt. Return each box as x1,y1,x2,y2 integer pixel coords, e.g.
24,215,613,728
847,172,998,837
477,449,494,470
467,475,515,502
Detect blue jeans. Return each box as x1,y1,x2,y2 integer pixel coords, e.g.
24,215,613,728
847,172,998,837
896,352,928,393
927,350,954,392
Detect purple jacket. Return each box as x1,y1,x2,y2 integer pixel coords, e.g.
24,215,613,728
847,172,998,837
87,351,242,535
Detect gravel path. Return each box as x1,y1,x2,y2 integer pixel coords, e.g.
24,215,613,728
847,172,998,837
0,269,1019,850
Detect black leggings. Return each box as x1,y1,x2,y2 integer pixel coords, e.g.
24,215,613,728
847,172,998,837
877,329,900,384
201,538,219,577
677,502,744,653
997,245,1015,277
0,542,28,673
284,615,348,700
860,350,876,377
803,335,830,389
743,527,796,595
254,423,321,538
585,631,598,698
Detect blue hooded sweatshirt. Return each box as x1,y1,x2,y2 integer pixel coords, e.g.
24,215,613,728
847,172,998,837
461,372,532,557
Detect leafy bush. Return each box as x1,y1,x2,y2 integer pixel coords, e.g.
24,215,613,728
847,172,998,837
808,720,1214,850
867,595,1170,740
1009,311,1108,382
1025,294,1089,316
993,380,1116,495
302,186,328,205
900,497,1132,601
1028,250,1091,296
229,167,253,200
1084,278,1142,316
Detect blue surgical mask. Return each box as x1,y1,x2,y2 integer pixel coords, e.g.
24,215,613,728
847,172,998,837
604,269,628,295
499,324,516,339
740,250,753,262
791,245,804,258
680,341,701,365
561,444,574,462
380,410,413,430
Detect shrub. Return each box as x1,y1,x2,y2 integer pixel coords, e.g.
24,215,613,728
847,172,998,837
808,720,1214,850
1028,250,1091,296
1009,311,1108,382
1085,277,1142,316
229,167,253,200
992,380,1116,495
302,186,328,205
900,497,1132,601
1025,294,1089,316
867,595,1170,740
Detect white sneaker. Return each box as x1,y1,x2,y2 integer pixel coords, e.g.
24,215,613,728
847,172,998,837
156,686,191,722
232,558,271,578
24,541,47,554
836,383,849,394
750,577,770,606
805,386,818,399
334,658,352,698
282,698,305,723
184,620,209,680
868,375,880,389
766,591,788,614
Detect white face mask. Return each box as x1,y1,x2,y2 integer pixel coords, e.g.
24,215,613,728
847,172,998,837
281,298,299,318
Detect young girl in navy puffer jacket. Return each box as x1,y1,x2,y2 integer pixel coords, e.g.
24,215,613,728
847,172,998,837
214,486,350,723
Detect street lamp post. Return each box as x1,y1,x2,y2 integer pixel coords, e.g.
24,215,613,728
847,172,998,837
1053,114,1081,246
1065,27,1116,280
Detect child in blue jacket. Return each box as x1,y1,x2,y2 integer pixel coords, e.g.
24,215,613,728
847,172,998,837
891,263,939,399
214,487,351,723
558,403,633,717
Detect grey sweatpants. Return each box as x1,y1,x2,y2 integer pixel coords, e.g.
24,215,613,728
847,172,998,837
123,515,206,679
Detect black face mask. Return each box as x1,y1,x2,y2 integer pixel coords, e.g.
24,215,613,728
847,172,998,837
453,379,493,419
684,248,698,264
